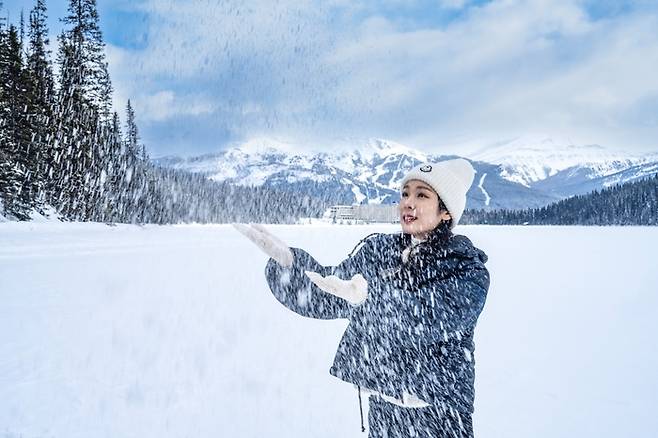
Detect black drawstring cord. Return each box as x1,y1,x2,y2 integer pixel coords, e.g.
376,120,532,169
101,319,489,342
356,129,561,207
347,232,382,258
358,385,366,433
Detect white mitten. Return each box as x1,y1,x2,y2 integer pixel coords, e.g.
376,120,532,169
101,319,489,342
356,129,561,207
232,223,293,268
305,271,368,305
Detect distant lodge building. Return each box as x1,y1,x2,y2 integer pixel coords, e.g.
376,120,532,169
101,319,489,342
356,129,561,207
324,204,399,223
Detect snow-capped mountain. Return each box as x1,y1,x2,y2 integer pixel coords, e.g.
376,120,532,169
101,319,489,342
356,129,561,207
154,137,658,211
470,135,657,180
157,138,435,205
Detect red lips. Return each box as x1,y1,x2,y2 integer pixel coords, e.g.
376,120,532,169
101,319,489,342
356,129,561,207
402,214,416,224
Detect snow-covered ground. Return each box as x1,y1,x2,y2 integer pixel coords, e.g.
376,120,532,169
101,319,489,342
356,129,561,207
1,222,657,437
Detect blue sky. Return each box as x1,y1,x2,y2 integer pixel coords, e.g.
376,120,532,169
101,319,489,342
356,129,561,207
3,0,658,157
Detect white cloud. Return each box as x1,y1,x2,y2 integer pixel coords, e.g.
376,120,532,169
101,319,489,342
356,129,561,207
318,0,658,151
136,90,216,122
106,0,658,154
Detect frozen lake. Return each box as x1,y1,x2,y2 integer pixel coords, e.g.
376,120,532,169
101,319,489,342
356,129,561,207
1,222,657,437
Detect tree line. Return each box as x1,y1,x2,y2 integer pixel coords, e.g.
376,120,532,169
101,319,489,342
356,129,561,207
462,174,658,226
0,0,325,223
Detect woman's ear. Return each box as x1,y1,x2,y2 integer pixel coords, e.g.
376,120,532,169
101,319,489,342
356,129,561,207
439,209,452,223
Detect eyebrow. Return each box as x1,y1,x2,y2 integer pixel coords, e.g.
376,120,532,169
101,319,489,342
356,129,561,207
402,184,433,192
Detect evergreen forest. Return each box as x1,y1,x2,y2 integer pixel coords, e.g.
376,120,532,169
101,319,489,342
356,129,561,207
0,0,325,223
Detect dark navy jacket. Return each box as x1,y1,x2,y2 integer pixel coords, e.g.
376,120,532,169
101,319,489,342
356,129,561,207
265,225,490,414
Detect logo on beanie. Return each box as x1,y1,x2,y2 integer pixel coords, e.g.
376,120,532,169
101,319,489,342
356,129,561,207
420,165,432,172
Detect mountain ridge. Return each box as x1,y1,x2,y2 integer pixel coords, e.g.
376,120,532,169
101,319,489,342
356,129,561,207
153,137,658,210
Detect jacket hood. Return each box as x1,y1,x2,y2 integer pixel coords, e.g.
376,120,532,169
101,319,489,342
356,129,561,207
446,235,488,263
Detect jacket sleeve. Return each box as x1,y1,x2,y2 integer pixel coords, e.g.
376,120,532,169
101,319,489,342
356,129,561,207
359,255,490,348
264,241,373,320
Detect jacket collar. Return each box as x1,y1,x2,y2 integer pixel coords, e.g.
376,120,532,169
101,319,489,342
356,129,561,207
399,222,488,263
400,221,453,250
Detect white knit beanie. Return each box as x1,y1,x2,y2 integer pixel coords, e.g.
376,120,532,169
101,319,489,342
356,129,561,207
400,158,475,229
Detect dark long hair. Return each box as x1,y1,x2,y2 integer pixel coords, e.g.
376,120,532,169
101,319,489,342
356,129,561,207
437,197,453,230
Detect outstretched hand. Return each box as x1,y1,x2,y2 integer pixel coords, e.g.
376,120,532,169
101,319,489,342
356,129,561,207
234,223,367,304
232,223,293,268
305,271,368,305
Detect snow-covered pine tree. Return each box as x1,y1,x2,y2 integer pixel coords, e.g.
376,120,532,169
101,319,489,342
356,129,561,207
60,0,111,117
0,15,10,217
0,2,5,31
25,0,54,212
82,113,108,221
94,111,123,221
52,33,95,220
18,8,24,51
96,60,113,125
52,0,113,220
27,0,54,130
119,99,148,223
124,99,139,159
0,25,35,220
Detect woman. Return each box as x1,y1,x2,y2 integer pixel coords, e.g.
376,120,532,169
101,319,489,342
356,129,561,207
235,158,490,437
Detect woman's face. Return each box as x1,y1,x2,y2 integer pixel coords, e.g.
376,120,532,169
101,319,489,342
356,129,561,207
399,180,451,239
